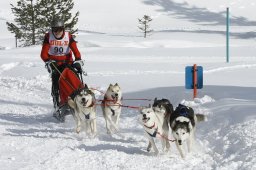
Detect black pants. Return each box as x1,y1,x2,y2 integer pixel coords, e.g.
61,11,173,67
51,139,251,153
51,64,66,109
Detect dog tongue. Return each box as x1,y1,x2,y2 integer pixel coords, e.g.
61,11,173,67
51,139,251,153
82,100,88,106
111,96,118,103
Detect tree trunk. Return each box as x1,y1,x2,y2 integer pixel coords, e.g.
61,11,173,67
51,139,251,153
15,36,18,48
144,23,146,38
31,0,35,45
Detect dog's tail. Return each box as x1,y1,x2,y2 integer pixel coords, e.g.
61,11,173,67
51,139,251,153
196,114,207,122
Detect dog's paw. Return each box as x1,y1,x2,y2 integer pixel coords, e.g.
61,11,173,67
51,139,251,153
179,152,186,159
164,148,170,153
147,142,152,152
107,130,112,135
164,143,171,153
86,130,91,135
153,151,159,156
113,129,119,133
76,127,81,133
91,133,97,138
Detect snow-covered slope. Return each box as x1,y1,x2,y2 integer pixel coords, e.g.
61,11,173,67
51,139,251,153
0,0,256,170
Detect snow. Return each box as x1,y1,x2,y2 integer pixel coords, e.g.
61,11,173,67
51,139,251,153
0,0,256,170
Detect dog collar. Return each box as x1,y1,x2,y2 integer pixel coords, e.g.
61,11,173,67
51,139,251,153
104,97,119,104
103,98,121,109
144,122,155,129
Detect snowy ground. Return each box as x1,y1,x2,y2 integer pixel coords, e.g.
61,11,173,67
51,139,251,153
1,0,256,170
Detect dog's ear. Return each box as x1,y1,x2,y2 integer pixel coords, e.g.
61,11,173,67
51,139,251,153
175,119,180,124
108,84,113,89
171,120,176,128
148,104,152,108
68,97,76,109
84,83,89,89
139,106,142,112
188,122,193,131
108,84,113,90
139,106,145,112
154,97,157,102
114,83,119,86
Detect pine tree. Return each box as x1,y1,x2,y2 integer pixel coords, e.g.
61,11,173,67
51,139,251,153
37,0,79,35
6,0,79,47
138,15,153,38
6,0,39,46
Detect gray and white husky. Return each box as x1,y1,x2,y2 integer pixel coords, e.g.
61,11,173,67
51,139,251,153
101,83,122,134
140,101,172,155
170,104,206,158
68,86,97,137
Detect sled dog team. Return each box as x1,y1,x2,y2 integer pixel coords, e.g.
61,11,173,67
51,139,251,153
66,83,206,158
67,83,121,138
140,99,206,158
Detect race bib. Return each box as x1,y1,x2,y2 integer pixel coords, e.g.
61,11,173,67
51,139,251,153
48,32,70,56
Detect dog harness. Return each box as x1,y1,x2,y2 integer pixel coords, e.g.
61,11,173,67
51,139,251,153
179,108,189,117
84,113,90,120
82,106,95,120
172,104,196,127
144,122,155,129
144,123,158,137
177,104,190,117
110,108,115,116
102,97,121,116
146,128,158,137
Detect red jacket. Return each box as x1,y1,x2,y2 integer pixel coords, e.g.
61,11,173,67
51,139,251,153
40,31,81,65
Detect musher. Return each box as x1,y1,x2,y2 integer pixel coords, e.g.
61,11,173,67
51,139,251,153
40,18,84,122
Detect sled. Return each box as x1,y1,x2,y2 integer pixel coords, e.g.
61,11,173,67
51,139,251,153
59,67,84,105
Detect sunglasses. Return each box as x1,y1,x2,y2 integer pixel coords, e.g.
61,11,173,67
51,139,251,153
52,27,64,32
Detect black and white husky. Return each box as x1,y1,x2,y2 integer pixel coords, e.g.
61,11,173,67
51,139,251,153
170,104,206,158
140,99,173,155
101,83,122,134
68,85,97,137
152,98,173,121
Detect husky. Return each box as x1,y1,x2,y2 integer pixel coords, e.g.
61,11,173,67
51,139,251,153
152,98,174,151
140,103,172,155
68,85,97,137
152,98,174,121
170,104,206,158
101,83,122,134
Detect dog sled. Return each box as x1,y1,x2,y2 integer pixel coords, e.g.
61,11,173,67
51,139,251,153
59,67,84,105
54,66,85,122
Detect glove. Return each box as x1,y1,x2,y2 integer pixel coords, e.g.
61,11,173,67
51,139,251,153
73,59,84,74
45,60,56,74
74,59,84,66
